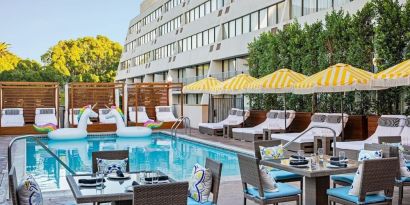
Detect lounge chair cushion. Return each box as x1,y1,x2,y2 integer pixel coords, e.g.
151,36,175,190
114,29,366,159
269,170,301,181
378,117,402,127
187,197,213,205
326,115,343,123
232,127,263,134
277,112,290,119
97,158,128,174
267,112,278,119
156,106,177,122
35,108,57,126
311,114,326,122
17,175,43,205
246,183,300,199
188,164,212,203
260,145,284,160
399,177,410,182
335,141,365,151
99,109,116,124
1,108,25,127
331,174,355,185
327,186,387,204
199,123,224,129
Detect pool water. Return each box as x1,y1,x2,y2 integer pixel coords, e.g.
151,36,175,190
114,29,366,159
26,133,240,191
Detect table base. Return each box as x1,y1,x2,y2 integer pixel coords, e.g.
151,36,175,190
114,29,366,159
304,176,330,205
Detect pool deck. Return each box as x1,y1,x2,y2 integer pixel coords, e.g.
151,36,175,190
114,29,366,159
1,130,410,204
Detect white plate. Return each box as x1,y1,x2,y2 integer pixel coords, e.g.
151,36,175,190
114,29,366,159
107,173,131,179
290,164,309,168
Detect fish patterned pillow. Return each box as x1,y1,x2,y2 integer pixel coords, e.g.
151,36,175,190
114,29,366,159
358,150,383,161
97,158,128,174
259,145,284,160
188,164,213,203
17,175,43,205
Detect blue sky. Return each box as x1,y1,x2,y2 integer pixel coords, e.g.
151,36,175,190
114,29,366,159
0,0,141,62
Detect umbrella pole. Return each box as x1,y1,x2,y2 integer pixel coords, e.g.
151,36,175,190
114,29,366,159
284,94,287,133
341,92,345,141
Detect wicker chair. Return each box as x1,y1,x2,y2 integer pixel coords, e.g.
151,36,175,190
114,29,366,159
237,154,301,205
91,150,130,173
253,140,303,190
327,158,398,205
205,158,223,204
133,181,189,205
8,166,19,205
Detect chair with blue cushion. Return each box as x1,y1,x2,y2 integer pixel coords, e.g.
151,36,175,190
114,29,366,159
187,158,223,205
237,154,301,205
327,158,398,205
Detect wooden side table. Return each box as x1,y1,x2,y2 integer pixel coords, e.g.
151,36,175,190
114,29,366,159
262,128,285,140
223,124,241,138
314,136,340,155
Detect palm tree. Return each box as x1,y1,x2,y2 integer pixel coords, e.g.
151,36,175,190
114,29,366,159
0,42,11,57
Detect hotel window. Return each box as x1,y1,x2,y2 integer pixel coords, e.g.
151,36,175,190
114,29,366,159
199,4,205,18
229,21,235,38
197,32,203,47
203,30,209,45
192,35,197,49
277,1,290,22
291,0,302,18
211,0,217,11
303,0,316,15
209,28,215,44
334,0,351,8
223,23,229,39
217,0,224,9
259,8,268,29
187,37,192,50
243,15,250,34
250,12,259,31
205,1,211,14
268,5,277,26
235,19,242,36
195,7,200,19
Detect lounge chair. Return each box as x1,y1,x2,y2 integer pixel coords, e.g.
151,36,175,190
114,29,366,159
271,113,348,153
155,106,178,122
35,108,58,126
336,115,406,152
199,109,250,136
232,110,296,142
1,108,24,127
69,108,92,125
129,106,151,123
99,108,116,124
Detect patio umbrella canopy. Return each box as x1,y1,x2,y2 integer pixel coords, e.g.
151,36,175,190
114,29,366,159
247,68,307,93
182,77,222,94
372,59,410,87
210,73,257,95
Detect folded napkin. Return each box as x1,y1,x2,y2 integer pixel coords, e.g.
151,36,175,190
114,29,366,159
330,156,347,161
78,178,106,184
145,176,169,181
132,181,139,186
330,161,347,167
116,170,125,178
290,155,306,160
289,159,308,166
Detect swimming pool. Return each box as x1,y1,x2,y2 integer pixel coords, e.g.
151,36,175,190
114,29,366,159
25,133,241,191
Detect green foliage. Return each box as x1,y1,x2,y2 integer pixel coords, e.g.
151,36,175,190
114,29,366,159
41,35,122,82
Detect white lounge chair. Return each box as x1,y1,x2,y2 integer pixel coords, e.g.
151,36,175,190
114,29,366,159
232,110,296,142
69,108,92,125
99,108,116,124
336,115,406,151
35,108,58,126
1,108,24,127
401,117,410,146
198,108,239,135
271,113,348,152
129,106,152,123
155,106,178,122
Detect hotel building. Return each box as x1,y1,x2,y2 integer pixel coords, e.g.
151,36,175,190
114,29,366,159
116,0,370,127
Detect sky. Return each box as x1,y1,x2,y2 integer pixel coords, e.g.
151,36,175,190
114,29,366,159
0,0,141,62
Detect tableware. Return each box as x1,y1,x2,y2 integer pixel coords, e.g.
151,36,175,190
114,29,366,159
297,150,305,161
96,171,105,190
317,148,324,161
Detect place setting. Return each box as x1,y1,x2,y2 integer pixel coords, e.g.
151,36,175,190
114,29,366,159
125,170,170,192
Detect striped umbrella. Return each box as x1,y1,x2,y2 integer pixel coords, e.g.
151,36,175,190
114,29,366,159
293,63,376,94
211,73,257,95
372,59,410,87
248,68,307,93
182,77,222,94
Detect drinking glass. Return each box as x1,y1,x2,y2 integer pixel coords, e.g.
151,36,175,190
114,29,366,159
339,151,346,164
96,170,105,190
310,154,317,169
317,148,324,162
297,150,305,160
139,171,146,183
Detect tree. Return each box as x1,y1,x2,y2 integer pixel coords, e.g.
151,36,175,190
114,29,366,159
41,35,122,82
0,42,20,72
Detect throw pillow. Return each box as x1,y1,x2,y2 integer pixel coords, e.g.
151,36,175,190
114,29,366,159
188,164,213,203
17,175,43,205
399,151,410,177
97,158,128,174
259,145,284,160
358,150,383,161
260,166,278,192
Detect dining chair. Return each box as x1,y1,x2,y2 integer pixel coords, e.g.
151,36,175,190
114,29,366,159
91,150,130,173
8,166,19,205
327,157,398,205
133,181,189,205
205,158,223,205
237,154,301,205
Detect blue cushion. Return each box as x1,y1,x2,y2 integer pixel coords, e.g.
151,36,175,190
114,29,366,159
406,162,410,169
331,174,355,185
269,170,301,181
246,183,301,199
187,197,213,205
399,177,410,182
327,187,387,204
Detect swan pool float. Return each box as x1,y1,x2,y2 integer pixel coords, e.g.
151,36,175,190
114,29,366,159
47,105,98,140
105,106,152,137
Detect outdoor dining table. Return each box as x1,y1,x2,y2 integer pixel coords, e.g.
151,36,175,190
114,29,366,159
261,155,359,205
66,171,176,204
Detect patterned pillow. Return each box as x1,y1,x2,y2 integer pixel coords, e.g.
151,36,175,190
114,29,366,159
378,117,401,127
188,164,213,203
5,109,20,115
229,109,237,115
326,115,342,124
39,109,54,114
137,107,144,112
259,145,284,160
267,112,278,119
158,107,170,112
311,114,326,122
17,175,43,205
357,150,383,161
260,166,278,192
236,110,244,116
399,151,410,177
277,112,290,119
97,158,128,174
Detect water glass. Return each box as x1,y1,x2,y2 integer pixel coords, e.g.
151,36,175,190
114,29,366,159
310,154,318,169
297,150,305,160
317,148,324,162
139,171,146,183
339,151,346,164
96,171,105,189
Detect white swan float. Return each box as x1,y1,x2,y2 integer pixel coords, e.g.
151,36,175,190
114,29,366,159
105,106,152,137
48,105,98,140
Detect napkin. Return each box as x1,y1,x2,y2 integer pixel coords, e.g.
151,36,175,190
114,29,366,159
289,159,308,166
132,181,139,186
116,170,125,177
330,161,347,167
78,178,106,184
145,175,169,181
290,155,306,160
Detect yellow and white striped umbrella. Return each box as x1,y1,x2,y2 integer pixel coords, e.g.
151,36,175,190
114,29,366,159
211,73,257,94
248,69,307,93
183,77,222,93
372,59,410,87
293,63,376,94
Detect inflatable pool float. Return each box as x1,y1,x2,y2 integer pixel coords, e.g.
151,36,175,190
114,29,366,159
144,120,164,129
48,105,98,140
105,106,152,137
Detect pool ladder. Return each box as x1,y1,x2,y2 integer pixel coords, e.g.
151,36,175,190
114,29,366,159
171,116,191,137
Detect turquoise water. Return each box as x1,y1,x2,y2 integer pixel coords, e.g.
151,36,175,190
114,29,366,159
26,133,240,191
